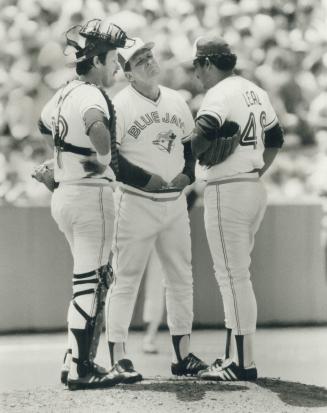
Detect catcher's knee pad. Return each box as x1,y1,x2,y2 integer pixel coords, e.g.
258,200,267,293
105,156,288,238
69,263,114,358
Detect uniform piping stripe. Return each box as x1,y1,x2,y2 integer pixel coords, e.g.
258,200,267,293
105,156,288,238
264,116,277,129
98,187,105,269
198,110,223,127
107,191,124,324
114,191,124,279
216,185,241,334
88,186,105,319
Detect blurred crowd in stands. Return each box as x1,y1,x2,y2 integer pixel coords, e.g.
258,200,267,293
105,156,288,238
0,0,327,206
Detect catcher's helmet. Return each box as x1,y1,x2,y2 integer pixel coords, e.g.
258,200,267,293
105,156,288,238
65,19,135,64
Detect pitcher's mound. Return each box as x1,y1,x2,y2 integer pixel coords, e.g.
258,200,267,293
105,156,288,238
2,377,327,413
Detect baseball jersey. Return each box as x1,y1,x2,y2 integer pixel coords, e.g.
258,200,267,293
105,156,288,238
113,85,194,187
197,75,278,181
41,79,115,183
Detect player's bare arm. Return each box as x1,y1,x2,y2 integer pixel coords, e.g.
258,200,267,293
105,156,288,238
259,123,284,176
80,107,111,174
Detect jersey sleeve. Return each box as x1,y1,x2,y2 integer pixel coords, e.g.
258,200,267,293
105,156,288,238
78,86,109,121
40,91,60,131
112,97,126,146
263,92,278,131
196,87,228,127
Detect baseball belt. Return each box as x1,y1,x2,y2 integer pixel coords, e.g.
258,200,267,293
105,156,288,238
120,188,181,202
207,171,259,186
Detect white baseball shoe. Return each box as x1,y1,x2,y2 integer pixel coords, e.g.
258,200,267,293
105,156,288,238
198,359,257,381
109,359,143,384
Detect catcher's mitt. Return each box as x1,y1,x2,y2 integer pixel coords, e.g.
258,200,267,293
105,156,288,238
32,159,58,192
198,121,241,168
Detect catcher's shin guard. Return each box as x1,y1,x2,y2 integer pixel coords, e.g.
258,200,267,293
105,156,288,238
70,262,114,365
89,263,114,361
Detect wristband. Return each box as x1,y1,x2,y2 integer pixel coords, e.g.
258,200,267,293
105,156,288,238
96,152,111,166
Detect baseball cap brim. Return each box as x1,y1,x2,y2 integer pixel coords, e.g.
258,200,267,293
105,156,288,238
118,38,155,69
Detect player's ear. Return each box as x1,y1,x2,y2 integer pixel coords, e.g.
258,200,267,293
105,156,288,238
124,71,134,82
204,57,211,68
92,55,101,68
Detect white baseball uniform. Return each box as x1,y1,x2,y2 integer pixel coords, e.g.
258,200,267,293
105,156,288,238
143,248,165,326
107,84,195,342
41,79,115,275
198,75,278,335
41,79,115,328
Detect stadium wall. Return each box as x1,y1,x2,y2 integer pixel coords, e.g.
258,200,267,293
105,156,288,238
0,202,326,332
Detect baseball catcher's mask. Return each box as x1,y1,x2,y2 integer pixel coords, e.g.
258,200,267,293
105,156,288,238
65,18,135,64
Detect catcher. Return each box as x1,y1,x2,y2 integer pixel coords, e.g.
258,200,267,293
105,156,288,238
33,19,134,391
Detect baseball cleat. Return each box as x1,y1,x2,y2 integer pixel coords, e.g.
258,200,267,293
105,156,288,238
109,358,143,384
198,360,257,381
61,350,108,385
171,353,208,376
67,370,119,391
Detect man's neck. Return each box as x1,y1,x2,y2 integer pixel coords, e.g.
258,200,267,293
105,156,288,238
131,81,160,101
79,72,103,87
205,71,233,91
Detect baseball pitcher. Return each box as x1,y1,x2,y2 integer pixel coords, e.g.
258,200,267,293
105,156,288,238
184,35,284,381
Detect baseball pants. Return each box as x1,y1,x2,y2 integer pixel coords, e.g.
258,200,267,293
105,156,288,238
51,183,115,328
106,189,193,342
51,184,115,274
203,175,267,335
143,249,165,326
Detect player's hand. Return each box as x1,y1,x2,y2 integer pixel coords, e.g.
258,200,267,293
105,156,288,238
80,156,106,176
32,159,54,182
168,173,190,191
31,159,57,192
143,174,168,192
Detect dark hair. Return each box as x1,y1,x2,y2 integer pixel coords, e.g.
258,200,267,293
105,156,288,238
124,61,131,72
197,53,237,72
75,43,116,75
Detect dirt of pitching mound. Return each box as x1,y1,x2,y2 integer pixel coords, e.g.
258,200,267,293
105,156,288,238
1,377,327,413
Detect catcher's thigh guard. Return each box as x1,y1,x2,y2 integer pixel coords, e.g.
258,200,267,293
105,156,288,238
68,263,114,360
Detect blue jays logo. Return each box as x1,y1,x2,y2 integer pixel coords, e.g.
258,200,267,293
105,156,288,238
152,130,176,153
